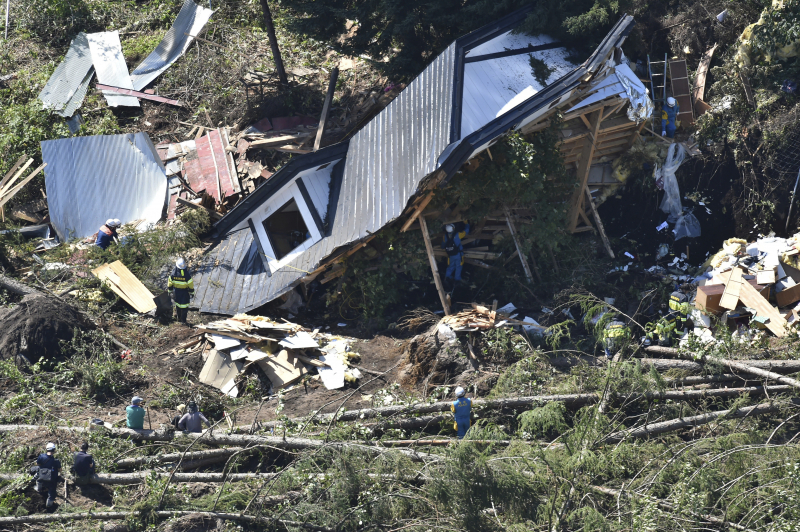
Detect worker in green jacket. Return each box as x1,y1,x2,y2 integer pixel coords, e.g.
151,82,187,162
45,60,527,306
644,314,681,347
168,258,194,324
668,290,692,330
126,396,146,430
602,317,631,359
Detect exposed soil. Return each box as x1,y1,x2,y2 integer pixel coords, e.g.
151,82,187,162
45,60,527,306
0,294,94,362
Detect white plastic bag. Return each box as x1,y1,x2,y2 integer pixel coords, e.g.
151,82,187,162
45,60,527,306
659,143,686,222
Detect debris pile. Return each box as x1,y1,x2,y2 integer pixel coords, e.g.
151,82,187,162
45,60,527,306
193,314,361,396
691,234,800,340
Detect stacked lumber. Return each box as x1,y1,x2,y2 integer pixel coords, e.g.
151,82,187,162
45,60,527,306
0,156,47,220
195,314,361,396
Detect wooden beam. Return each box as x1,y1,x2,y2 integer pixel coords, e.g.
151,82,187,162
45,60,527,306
0,154,28,190
418,216,450,315
313,67,339,152
503,207,534,283
401,192,434,232
0,158,33,195
601,101,626,121
579,114,592,129
176,197,222,220
95,84,184,106
585,188,614,258
0,163,46,209
250,133,311,147
568,107,603,232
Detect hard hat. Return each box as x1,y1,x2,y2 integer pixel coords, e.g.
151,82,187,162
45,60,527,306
132,396,143,405
176,258,186,269
177,403,186,414
105,219,115,227
188,401,198,412
112,219,121,227
445,224,455,233
46,442,56,452
667,97,676,107
455,386,465,397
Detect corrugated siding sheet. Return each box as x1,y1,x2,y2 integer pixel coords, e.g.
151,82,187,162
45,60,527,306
87,31,139,107
130,0,214,91
41,133,168,241
192,44,457,315
38,32,95,117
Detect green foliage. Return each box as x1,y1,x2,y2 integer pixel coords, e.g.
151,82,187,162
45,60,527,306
518,400,568,439
53,330,129,400
490,353,553,397
0,491,29,517
747,0,800,63
122,32,166,63
529,55,555,86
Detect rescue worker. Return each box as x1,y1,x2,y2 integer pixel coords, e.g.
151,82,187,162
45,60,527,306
168,258,194,324
451,386,472,440
171,404,187,429
95,219,120,250
661,97,679,138
126,396,146,430
72,442,96,484
441,223,469,286
177,401,211,433
669,290,692,330
34,442,61,509
601,317,631,359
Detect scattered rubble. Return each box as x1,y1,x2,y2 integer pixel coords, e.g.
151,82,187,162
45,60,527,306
193,314,361,396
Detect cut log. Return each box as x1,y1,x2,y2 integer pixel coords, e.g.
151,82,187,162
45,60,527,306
644,346,800,390
115,447,247,468
639,357,800,374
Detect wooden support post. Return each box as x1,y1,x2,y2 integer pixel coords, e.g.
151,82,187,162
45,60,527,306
503,207,534,283
568,108,603,233
584,188,615,259
418,216,450,315
313,68,339,152
259,0,287,86
401,191,434,232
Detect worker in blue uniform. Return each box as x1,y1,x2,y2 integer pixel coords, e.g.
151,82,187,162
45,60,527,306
661,97,679,138
168,258,194,324
34,442,61,509
442,223,469,286
95,219,120,250
451,386,472,439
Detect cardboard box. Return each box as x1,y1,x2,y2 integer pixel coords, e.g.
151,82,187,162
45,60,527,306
696,280,769,314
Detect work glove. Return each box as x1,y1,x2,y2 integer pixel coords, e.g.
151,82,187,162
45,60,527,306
661,130,666,136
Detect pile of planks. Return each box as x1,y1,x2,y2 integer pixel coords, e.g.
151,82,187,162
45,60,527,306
441,302,516,332
195,314,360,396
0,155,47,221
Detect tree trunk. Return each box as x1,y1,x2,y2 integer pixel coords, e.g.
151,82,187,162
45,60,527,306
115,447,246,468
645,345,800,390
259,0,287,85
640,357,800,374
0,273,38,296
0,510,331,531
603,400,799,443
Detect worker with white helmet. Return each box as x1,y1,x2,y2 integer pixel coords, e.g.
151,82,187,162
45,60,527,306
168,258,194,324
34,442,61,508
441,222,470,288
450,386,472,439
661,96,679,139
94,218,120,250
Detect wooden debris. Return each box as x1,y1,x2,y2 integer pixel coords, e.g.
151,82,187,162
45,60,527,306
91,261,157,313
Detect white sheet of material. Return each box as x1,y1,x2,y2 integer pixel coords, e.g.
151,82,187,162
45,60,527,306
210,334,242,350
87,31,139,107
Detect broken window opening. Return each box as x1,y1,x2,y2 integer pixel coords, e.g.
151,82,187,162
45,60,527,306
263,198,311,261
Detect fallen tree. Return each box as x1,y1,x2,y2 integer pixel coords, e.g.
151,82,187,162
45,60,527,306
0,471,286,485
645,346,800,390
603,398,800,443
0,510,331,531
639,357,800,374
0,273,38,296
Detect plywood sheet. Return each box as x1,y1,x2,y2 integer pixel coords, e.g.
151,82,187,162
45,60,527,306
720,268,743,310
739,279,787,337
256,349,306,389
92,260,156,313
199,349,244,394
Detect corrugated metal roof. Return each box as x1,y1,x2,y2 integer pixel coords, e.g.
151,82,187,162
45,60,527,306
192,13,637,316
41,133,168,241
130,0,214,91
38,32,95,117
87,31,140,107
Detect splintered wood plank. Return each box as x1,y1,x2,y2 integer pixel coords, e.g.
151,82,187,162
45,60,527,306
738,279,787,337
256,349,306,389
719,268,743,310
92,260,156,313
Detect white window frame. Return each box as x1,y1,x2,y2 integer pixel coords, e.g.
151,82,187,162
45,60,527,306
251,181,322,272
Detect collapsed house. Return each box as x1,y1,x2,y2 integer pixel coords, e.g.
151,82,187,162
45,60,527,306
191,9,653,316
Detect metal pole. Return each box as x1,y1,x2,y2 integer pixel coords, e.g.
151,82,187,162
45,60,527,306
4,0,10,40
785,167,800,233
